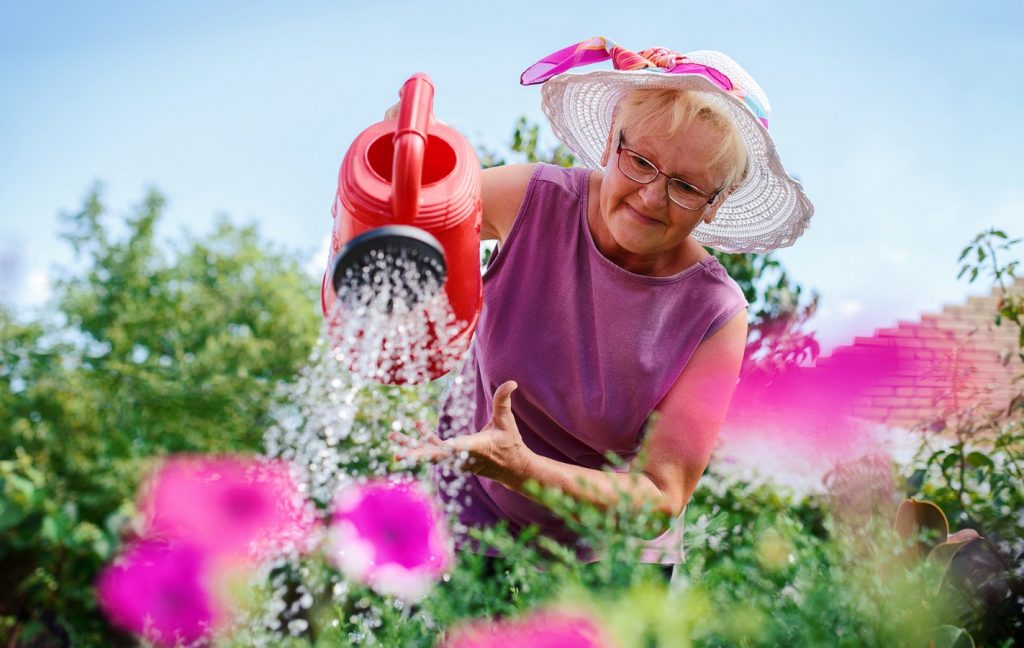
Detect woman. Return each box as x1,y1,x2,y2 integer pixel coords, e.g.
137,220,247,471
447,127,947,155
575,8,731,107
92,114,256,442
397,37,813,563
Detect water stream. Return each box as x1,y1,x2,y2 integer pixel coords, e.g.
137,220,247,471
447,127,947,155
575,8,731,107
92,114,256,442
256,253,478,643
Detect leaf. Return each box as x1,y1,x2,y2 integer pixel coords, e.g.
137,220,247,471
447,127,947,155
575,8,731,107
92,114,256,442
906,468,927,495
964,451,993,469
926,625,976,648
927,528,982,572
893,498,949,557
957,246,972,262
941,452,960,470
0,495,31,533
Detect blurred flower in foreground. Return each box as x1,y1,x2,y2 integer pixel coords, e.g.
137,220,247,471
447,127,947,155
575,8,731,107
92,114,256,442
823,452,897,527
327,477,451,601
445,610,609,648
141,455,316,559
97,539,221,647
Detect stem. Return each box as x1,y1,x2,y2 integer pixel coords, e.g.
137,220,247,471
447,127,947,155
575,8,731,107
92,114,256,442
986,237,1006,292
957,439,968,514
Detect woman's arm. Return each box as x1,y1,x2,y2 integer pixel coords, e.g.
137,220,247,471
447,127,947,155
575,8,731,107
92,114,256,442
480,164,535,243
396,309,747,525
381,101,534,245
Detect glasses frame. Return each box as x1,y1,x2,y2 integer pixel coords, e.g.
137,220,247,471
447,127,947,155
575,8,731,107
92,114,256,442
615,132,722,212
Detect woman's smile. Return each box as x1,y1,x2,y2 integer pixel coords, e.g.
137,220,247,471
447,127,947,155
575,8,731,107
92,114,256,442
624,203,665,227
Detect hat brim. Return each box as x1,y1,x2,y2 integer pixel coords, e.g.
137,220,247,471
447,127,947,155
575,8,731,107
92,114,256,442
540,69,813,253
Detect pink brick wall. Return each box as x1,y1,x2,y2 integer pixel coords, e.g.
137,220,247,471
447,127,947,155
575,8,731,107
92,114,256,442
799,278,1024,429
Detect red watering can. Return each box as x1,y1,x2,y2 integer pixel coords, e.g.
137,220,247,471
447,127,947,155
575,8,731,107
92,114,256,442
321,73,483,383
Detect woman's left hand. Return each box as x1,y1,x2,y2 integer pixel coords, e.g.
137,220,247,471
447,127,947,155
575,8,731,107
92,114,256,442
391,380,536,486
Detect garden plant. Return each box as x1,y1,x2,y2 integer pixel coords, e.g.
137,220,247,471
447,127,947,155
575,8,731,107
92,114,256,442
1,123,1022,647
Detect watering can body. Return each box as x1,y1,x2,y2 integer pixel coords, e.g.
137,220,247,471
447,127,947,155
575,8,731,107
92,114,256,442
321,73,483,383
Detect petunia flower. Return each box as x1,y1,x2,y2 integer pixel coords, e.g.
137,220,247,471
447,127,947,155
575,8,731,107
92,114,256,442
326,477,451,601
445,610,610,648
140,455,317,560
97,539,221,647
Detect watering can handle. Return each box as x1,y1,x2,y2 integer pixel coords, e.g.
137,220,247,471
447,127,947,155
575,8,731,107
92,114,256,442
392,73,434,225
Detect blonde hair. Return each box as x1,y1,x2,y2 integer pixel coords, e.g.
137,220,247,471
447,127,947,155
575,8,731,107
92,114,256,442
612,88,749,192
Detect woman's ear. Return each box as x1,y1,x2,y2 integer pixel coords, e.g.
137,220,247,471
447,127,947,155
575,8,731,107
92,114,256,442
703,186,733,224
600,130,613,167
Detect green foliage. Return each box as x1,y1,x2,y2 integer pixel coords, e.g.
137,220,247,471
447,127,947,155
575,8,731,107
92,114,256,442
477,116,577,169
0,187,320,645
908,227,1024,644
5,122,1020,647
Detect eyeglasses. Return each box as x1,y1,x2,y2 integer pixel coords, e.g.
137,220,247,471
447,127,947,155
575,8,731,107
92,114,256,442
615,133,722,211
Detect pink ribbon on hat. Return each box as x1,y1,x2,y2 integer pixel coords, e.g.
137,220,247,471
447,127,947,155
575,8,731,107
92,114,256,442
520,37,768,128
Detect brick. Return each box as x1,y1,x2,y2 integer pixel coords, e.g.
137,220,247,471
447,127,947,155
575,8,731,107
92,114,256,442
888,415,928,429
879,327,915,338
851,406,890,420
937,320,983,333
878,376,914,387
914,378,950,388
913,327,955,339
894,387,922,397
872,396,915,407
941,306,973,319
967,296,1000,309
903,397,941,407
891,407,930,420
854,336,895,347
894,338,931,349
861,386,894,396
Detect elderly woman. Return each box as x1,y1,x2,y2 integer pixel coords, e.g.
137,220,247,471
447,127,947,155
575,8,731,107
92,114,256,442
399,37,812,562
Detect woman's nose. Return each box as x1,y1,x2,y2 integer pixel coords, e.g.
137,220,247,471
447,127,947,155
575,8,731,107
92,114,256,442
638,177,669,209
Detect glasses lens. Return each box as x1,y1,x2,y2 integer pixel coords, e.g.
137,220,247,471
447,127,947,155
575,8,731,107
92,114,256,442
667,179,710,210
618,150,658,183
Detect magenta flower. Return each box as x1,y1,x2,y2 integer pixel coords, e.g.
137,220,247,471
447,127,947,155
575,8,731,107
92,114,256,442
326,477,451,601
97,539,221,646
141,455,316,560
446,611,609,648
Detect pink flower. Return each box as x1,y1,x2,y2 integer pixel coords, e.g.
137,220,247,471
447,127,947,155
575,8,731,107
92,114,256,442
327,477,451,601
97,539,221,646
141,455,316,560
446,611,609,648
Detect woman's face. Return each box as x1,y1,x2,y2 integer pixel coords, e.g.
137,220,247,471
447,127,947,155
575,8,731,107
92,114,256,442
594,115,730,274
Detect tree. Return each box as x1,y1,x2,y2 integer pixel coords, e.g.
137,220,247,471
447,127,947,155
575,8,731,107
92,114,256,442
0,187,320,646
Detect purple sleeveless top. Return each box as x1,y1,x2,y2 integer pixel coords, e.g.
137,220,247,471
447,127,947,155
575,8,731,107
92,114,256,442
444,163,747,562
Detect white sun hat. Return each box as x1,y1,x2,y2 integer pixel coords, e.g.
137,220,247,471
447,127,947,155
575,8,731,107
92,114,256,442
521,36,813,253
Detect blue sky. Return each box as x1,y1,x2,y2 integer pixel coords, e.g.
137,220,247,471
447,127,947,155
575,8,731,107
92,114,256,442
2,1,1022,352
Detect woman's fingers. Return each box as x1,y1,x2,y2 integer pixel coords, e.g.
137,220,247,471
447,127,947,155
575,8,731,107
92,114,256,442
390,422,461,464
490,380,518,427
395,443,451,463
388,430,417,448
